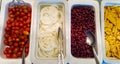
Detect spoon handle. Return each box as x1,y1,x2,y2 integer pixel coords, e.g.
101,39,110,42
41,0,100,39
22,47,25,64
61,52,64,64
92,47,100,64
58,51,64,64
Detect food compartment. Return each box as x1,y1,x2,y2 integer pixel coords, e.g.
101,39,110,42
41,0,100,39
0,2,32,59
35,3,66,59
71,5,98,58
103,2,120,60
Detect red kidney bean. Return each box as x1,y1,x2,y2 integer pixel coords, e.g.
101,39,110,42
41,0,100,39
71,6,95,58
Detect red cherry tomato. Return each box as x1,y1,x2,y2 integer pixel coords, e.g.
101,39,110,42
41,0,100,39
14,43,19,47
6,53,12,58
8,49,12,54
17,51,22,57
4,33,9,38
25,48,29,53
13,47,19,53
25,43,29,48
12,54,17,58
19,23,23,27
10,45,14,49
3,40,8,45
3,49,8,54
24,38,28,42
20,47,23,52
6,26,10,30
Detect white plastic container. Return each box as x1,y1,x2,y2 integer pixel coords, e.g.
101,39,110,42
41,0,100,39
68,0,102,64
0,0,34,64
101,0,120,64
30,0,68,64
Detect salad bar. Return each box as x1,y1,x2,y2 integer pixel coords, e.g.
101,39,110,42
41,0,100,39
0,0,120,64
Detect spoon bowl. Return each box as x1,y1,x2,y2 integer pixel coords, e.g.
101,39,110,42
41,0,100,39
85,30,95,47
85,30,99,64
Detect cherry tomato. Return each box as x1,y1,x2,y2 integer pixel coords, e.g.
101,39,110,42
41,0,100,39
16,11,20,15
26,19,31,24
17,51,22,57
14,43,19,47
8,42,13,46
12,54,17,58
28,13,31,17
13,47,19,53
25,47,29,53
8,49,12,54
9,45,14,49
4,33,9,38
11,23,15,27
15,22,19,27
25,43,29,48
20,47,23,52
24,38,28,42
6,53,12,58
3,49,8,54
8,37,12,42
19,23,23,27
23,16,28,20
5,27,10,31
3,40,8,45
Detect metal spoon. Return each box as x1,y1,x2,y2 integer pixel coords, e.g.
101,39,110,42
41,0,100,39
9,0,25,7
85,30,100,64
22,46,25,64
57,27,64,64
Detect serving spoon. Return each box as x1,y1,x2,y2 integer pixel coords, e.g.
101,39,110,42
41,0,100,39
9,0,25,8
85,30,100,64
57,27,64,64
22,46,25,64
